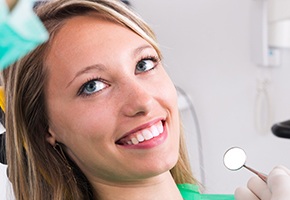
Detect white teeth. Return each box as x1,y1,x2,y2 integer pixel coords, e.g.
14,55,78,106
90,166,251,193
123,121,164,145
127,140,133,145
150,125,160,137
136,134,145,142
142,129,153,140
156,121,163,133
131,138,139,145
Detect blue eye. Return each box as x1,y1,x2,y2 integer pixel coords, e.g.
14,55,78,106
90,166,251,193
79,79,107,96
135,57,158,74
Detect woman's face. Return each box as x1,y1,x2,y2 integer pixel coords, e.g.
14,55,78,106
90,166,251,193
45,14,180,184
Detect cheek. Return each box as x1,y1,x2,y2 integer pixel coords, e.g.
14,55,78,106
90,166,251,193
156,72,180,142
47,99,113,145
157,73,179,112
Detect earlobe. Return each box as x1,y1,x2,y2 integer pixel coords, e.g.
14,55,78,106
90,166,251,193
46,127,57,146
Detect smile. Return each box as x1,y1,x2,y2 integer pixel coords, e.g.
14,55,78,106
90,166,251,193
116,121,164,146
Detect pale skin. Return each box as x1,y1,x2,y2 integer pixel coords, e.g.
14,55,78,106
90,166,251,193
45,13,183,200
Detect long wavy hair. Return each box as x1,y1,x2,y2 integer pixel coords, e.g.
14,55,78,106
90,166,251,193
1,0,197,199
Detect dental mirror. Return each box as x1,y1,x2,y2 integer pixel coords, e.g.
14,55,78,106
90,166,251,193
223,147,267,182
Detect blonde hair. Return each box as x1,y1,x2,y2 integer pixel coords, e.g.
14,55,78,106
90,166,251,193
1,0,197,199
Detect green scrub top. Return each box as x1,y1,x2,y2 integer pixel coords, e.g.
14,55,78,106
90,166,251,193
0,0,48,70
178,184,235,200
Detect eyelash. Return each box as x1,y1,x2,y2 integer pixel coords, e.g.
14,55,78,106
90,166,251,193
77,76,105,97
77,55,161,97
141,55,160,62
137,55,161,72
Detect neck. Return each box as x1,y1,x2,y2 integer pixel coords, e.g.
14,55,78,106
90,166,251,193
92,171,183,200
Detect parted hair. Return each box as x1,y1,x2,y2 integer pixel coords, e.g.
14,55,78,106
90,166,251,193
1,0,197,199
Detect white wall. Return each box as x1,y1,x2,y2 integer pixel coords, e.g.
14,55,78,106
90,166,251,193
1,0,290,197
132,0,290,194
0,164,13,200
0,125,12,199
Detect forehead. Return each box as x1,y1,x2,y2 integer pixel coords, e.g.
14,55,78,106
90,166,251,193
48,14,130,54
45,14,149,68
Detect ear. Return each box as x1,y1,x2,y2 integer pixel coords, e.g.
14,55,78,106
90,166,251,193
46,127,57,146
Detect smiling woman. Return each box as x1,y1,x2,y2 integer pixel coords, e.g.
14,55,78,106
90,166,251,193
0,0,232,200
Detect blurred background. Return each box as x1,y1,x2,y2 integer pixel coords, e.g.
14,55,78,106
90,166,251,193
1,0,290,198
131,0,290,194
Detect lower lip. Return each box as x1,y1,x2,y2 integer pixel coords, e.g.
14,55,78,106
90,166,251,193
117,124,168,149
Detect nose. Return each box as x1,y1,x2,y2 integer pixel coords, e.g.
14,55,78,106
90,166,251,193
119,79,155,117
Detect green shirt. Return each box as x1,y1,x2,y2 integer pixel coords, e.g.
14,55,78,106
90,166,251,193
0,0,48,70
178,184,235,200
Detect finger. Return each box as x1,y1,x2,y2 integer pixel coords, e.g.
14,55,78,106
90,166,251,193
270,165,290,176
235,186,260,200
248,176,271,200
267,166,290,198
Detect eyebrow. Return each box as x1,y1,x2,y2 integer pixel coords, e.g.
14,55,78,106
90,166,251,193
66,64,105,88
66,44,154,88
132,44,153,57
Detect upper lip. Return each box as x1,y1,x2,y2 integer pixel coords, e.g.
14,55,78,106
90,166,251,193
115,118,165,143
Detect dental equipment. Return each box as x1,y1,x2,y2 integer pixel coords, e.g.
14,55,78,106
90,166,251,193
223,147,267,182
